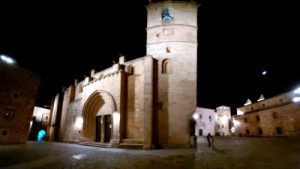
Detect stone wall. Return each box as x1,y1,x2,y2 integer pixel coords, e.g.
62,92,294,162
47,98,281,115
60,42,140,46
0,63,40,144
234,92,300,136
147,1,198,148
62,99,82,142
126,60,145,140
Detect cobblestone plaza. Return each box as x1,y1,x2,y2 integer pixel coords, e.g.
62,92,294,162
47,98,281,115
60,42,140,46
1,137,299,169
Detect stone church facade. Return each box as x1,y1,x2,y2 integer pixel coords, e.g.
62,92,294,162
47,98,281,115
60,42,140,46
49,0,198,149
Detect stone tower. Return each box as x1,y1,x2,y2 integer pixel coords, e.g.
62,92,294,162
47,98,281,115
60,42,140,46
147,0,198,148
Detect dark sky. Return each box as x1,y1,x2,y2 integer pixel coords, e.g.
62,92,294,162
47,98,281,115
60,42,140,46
1,1,300,114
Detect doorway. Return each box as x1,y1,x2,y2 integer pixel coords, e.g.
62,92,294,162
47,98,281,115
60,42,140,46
96,116,101,142
104,115,112,143
199,129,203,136
95,115,112,143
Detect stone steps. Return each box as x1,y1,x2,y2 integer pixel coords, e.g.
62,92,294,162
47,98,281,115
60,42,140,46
118,143,144,149
121,139,143,144
119,139,144,149
79,142,111,148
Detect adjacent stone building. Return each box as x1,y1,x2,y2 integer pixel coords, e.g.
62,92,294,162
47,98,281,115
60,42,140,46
194,106,232,137
28,106,50,141
49,0,199,149
0,57,40,144
233,91,300,137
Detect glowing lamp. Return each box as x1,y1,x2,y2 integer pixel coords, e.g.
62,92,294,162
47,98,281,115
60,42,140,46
293,97,300,103
294,87,300,94
113,112,120,121
193,113,199,120
231,127,235,133
74,117,83,129
233,119,240,126
0,55,16,64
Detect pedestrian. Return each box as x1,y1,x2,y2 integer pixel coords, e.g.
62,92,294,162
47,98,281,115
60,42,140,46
194,134,197,148
207,133,213,147
211,134,214,147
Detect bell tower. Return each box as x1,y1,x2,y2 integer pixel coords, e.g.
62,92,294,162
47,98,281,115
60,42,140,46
147,0,198,148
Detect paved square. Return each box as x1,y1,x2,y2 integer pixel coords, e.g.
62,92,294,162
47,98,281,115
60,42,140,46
0,137,299,169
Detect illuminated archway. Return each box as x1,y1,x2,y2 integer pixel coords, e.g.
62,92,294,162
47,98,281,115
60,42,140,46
82,91,117,142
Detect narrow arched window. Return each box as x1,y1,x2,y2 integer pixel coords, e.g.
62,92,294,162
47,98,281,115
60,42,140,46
162,59,171,74
127,65,134,75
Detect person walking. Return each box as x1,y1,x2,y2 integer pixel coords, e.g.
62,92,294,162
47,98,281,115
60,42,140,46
207,133,213,147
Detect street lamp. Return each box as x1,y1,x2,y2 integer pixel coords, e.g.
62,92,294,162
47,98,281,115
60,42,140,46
193,113,199,120
74,117,83,130
0,54,16,64
293,87,300,103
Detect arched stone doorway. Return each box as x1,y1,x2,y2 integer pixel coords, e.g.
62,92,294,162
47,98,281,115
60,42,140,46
82,91,117,143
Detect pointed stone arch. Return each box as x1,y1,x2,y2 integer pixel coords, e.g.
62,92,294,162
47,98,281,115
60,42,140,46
82,90,117,142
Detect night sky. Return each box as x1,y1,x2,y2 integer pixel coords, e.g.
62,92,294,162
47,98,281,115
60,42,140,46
1,1,299,114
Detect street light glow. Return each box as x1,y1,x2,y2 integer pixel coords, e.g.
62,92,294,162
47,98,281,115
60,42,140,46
292,97,300,103
113,112,120,122
193,113,199,120
231,127,235,133
233,119,240,126
0,55,16,64
74,117,83,129
294,87,300,94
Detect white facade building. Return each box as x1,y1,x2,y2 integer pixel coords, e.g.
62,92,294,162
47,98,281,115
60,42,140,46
194,106,232,137
194,107,216,136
